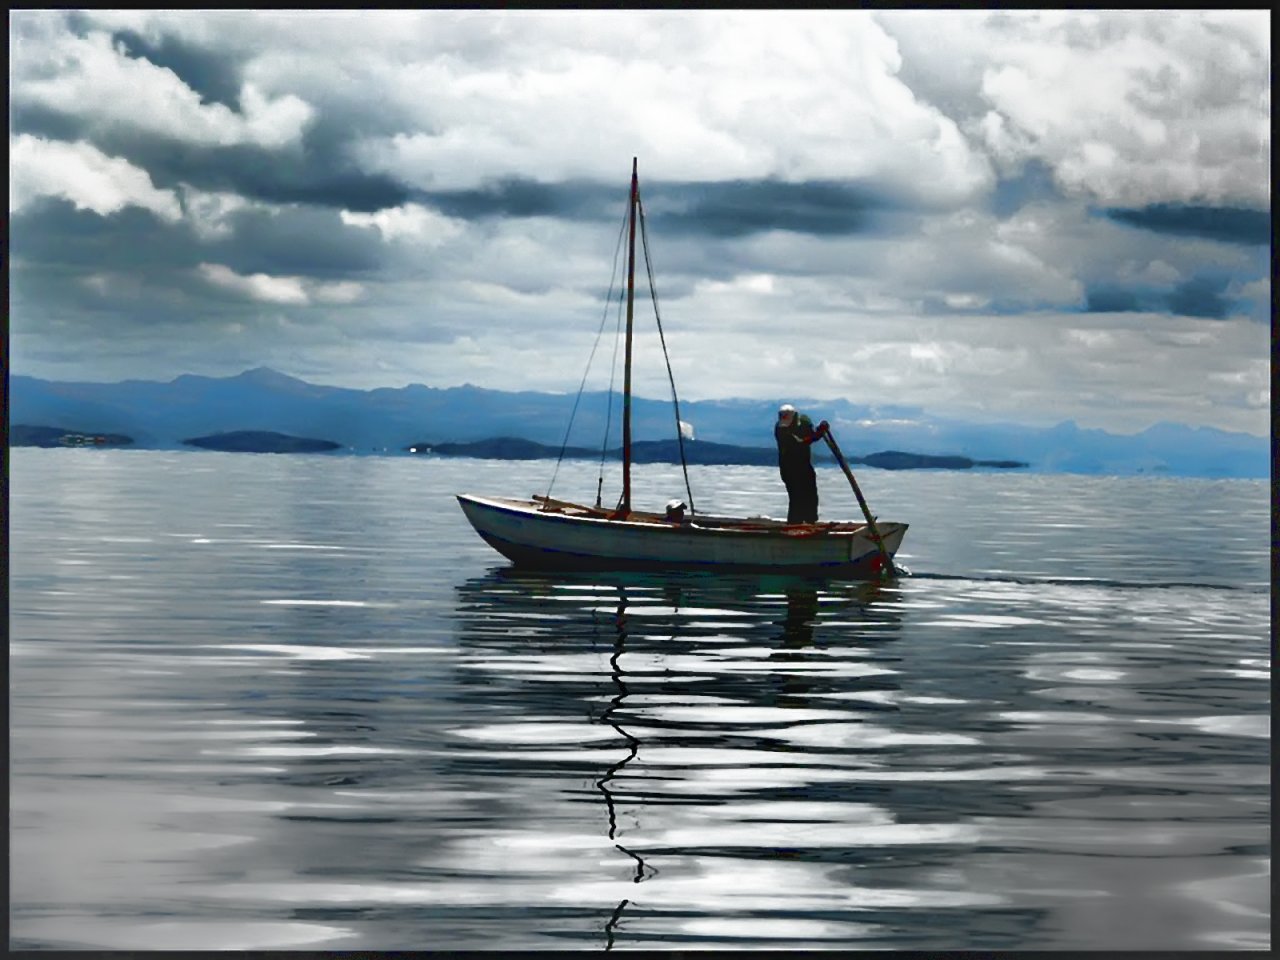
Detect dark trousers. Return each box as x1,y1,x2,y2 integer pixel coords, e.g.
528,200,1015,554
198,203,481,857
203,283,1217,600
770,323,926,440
782,466,819,523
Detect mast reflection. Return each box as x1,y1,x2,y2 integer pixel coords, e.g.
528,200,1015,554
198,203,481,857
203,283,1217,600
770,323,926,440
595,588,656,949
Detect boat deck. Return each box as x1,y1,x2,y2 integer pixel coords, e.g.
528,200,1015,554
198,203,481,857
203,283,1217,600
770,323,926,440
528,495,873,535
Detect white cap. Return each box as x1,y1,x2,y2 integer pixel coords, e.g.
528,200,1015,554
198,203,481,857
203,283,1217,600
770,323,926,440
777,403,796,419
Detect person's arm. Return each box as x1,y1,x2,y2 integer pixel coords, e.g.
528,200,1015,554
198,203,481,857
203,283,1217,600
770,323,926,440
804,420,829,445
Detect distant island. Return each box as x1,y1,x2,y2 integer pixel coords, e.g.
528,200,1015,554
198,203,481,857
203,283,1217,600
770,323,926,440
182,430,342,453
859,450,1027,470
11,425,134,447
410,436,1028,470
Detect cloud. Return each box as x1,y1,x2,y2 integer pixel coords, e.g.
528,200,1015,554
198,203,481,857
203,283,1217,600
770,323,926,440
413,177,888,240
894,208,1084,311
968,11,1269,207
346,10,993,203
10,13,409,215
1085,286,1142,313
649,180,882,238
1103,204,1271,246
197,262,364,305
1165,274,1233,319
965,198,1267,321
10,134,182,222
1085,272,1242,321
110,25,245,110
198,263,308,304
212,206,388,278
10,18,314,149
179,185,252,239
339,204,468,246
312,281,365,304
65,137,413,214
80,271,147,301
418,178,616,223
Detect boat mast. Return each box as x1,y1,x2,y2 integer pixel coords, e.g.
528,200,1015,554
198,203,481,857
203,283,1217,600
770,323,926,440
620,157,638,517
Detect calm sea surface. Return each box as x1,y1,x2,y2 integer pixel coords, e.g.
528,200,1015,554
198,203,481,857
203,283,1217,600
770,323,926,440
8,449,1271,951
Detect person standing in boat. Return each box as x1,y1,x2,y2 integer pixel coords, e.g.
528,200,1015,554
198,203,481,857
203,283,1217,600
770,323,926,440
775,404,829,523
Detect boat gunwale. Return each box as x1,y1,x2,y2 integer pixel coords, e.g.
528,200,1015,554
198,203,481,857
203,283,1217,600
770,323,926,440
457,493,904,540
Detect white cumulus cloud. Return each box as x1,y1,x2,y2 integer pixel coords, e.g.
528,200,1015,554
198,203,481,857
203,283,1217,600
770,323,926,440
349,10,993,204
198,263,310,304
339,204,466,246
10,134,182,222
10,21,313,149
196,263,364,306
970,11,1270,207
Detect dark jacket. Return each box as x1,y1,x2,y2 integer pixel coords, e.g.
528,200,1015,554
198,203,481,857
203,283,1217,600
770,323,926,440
775,413,816,476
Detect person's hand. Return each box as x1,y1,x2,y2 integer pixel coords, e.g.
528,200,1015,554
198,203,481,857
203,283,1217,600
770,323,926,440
817,420,829,436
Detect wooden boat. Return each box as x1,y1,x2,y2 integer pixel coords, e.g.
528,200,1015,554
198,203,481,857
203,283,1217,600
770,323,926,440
457,159,908,577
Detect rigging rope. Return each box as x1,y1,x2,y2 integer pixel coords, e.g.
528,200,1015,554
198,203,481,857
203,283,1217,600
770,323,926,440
636,194,696,514
599,284,624,508
545,206,630,504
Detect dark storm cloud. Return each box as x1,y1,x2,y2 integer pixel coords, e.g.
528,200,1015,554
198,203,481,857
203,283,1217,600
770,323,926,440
219,206,386,277
1085,286,1142,313
13,202,191,274
652,180,883,238
1083,274,1235,320
207,147,413,213
10,256,237,330
9,103,92,144
9,206,244,332
13,196,382,281
1165,273,1233,320
1103,204,1271,246
423,178,621,221
55,125,416,214
110,27,245,110
422,177,886,238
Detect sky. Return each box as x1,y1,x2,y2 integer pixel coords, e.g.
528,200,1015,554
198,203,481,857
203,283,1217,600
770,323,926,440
7,9,1272,437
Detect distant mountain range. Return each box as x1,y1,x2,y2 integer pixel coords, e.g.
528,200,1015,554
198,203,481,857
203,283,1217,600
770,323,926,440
8,366,1269,478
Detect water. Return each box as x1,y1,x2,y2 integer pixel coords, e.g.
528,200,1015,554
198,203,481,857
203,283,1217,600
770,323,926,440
8,449,1271,951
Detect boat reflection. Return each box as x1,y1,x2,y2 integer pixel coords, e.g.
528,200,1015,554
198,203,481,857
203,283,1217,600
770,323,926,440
779,586,822,649
450,568,905,948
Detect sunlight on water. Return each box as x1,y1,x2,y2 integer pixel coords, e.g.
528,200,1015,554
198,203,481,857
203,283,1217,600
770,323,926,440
8,451,1270,951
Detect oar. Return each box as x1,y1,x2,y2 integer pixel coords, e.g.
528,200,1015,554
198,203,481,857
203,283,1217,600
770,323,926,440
822,428,896,578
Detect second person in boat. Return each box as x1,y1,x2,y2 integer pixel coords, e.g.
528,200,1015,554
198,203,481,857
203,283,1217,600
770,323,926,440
775,404,829,523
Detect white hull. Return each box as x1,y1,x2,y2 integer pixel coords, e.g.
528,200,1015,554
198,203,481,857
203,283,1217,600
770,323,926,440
458,494,907,577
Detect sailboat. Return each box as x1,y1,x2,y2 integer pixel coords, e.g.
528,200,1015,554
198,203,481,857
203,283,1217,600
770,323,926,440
457,159,908,578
